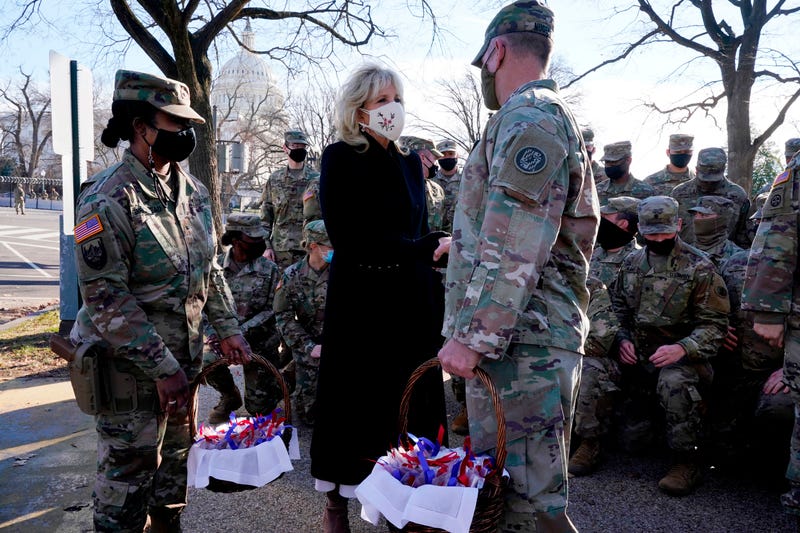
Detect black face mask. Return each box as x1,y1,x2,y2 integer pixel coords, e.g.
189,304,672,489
237,239,268,262
438,157,457,172
604,163,628,181
597,217,635,250
288,148,308,163
669,153,692,168
696,180,719,193
151,126,196,162
644,237,676,256
426,164,439,179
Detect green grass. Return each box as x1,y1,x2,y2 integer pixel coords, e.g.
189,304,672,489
0,310,66,378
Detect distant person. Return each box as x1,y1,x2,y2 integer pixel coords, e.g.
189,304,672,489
310,62,449,533
438,2,599,530
644,133,695,196
400,136,446,231
596,141,655,205
433,138,464,233
590,196,641,288
69,69,251,531
582,127,606,183
260,129,321,269
671,147,750,248
14,182,25,215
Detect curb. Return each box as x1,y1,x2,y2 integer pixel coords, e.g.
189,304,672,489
0,304,60,333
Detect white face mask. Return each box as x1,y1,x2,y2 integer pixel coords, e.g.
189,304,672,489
359,101,405,141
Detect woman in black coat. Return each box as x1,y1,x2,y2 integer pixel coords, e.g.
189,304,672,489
310,63,450,532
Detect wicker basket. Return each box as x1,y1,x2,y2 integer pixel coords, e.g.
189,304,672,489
388,358,508,533
189,354,293,493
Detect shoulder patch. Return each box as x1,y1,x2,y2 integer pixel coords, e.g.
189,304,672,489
74,214,104,244
80,238,107,270
772,169,790,187
770,192,783,208
303,188,315,202
514,146,547,174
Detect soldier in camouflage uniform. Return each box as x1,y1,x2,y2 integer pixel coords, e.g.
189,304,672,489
69,70,251,531
687,195,743,268
643,134,695,196
400,136,447,231
612,196,729,496
745,190,768,244
596,141,655,205
203,213,283,423
260,129,321,269
13,182,25,215
581,127,606,183
274,220,331,426
741,151,800,518
590,196,641,288
671,147,750,248
568,276,621,476
438,3,599,530
433,138,465,233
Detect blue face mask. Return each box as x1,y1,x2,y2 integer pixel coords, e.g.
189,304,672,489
322,250,334,263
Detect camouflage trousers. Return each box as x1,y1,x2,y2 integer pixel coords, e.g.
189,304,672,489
573,356,620,439
203,347,284,416
467,344,581,532
291,360,320,425
618,362,706,453
93,357,200,532
777,329,800,515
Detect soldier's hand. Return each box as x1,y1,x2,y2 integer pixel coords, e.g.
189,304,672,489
156,369,190,415
220,334,253,365
263,248,276,261
311,344,322,359
649,344,686,368
438,338,481,379
722,326,738,352
618,340,637,365
433,236,451,263
763,368,789,395
753,322,785,349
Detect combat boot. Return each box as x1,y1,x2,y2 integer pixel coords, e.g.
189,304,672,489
450,406,469,436
658,454,701,496
568,437,601,476
322,490,350,533
148,506,182,533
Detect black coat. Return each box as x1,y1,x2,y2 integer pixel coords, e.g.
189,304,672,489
310,134,448,486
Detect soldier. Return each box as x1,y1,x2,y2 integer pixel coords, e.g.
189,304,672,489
612,196,729,496
437,2,599,529
13,182,25,215
260,129,321,269
596,140,655,205
274,220,332,426
590,196,641,289
670,146,750,248
643,133,695,196
69,69,251,531
433,138,464,233
582,127,606,183
741,150,800,518
687,195,743,268
569,275,621,476
745,190,768,244
400,136,447,231
203,213,283,423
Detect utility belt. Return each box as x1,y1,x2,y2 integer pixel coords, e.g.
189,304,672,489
49,335,159,416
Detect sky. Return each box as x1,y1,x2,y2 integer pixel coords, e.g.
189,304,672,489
2,0,800,179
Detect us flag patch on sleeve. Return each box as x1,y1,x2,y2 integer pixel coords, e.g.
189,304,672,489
772,169,790,188
303,189,315,202
74,214,104,244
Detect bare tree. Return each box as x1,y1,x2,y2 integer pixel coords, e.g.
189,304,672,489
567,1,800,194
286,75,339,167
0,70,52,179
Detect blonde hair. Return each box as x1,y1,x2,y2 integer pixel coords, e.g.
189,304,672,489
334,62,404,152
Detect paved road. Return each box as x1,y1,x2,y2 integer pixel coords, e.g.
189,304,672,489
0,207,61,311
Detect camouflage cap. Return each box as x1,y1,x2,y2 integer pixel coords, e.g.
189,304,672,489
600,196,641,217
114,70,205,124
785,138,800,157
688,195,734,216
471,1,554,67
696,147,727,182
581,128,595,146
284,130,309,145
301,219,331,248
600,141,632,162
436,139,458,153
224,213,268,240
668,134,694,152
400,136,443,157
638,196,679,235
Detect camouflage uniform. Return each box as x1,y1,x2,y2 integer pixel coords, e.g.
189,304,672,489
581,127,606,183
596,141,655,205
400,136,448,231
260,130,321,269
204,214,284,416
612,197,729,463
687,195,743,268
741,152,800,515
745,191,768,246
432,138,464,234
643,134,696,196
590,196,642,288
444,4,599,526
274,220,331,425
670,147,750,248
13,183,25,214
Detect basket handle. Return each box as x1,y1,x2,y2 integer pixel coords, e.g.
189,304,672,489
397,357,506,475
189,353,292,439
